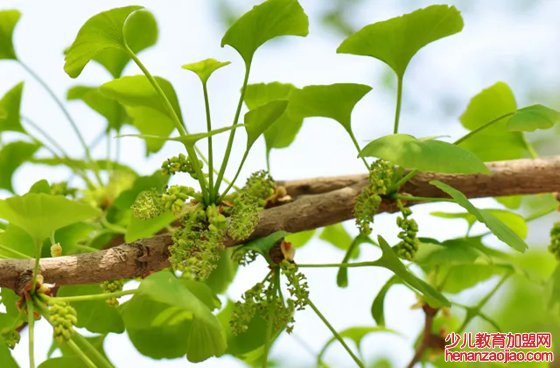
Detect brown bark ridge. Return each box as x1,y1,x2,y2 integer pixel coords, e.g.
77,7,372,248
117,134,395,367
1,156,559,291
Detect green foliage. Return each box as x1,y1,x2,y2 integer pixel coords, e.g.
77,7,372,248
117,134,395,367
67,85,127,131
506,104,560,132
244,82,303,159
0,83,26,133
0,193,99,243
337,5,463,78
127,271,227,362
64,6,157,78
374,236,450,308
0,141,40,192
182,58,231,84
288,83,371,135
458,82,529,161
221,0,309,65
244,100,288,150
361,134,489,174
431,180,528,252
0,10,20,60
100,75,182,153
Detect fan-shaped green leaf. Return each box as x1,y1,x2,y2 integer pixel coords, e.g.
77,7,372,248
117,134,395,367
64,6,158,78
182,58,230,84
0,141,39,192
0,193,100,243
0,10,20,60
67,85,127,131
319,224,352,251
244,100,288,149
506,104,560,132
245,82,302,161
458,82,528,161
441,264,506,293
93,9,158,78
288,83,371,134
285,229,315,248
135,272,227,362
221,0,308,65
100,75,182,153
361,134,489,174
337,5,463,78
415,238,482,267
0,224,34,258
431,180,528,252
0,83,25,134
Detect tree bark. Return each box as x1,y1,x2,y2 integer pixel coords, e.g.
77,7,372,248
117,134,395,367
1,156,559,291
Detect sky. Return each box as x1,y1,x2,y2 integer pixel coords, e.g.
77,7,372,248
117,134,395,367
0,0,559,367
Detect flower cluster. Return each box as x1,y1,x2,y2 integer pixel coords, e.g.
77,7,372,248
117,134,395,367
226,171,276,242
170,204,224,280
354,160,395,234
161,185,197,215
101,279,125,306
393,201,419,260
161,153,202,179
131,190,162,220
48,301,78,342
281,261,309,313
548,221,560,260
229,274,294,336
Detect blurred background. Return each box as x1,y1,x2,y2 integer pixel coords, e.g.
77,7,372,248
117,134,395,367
0,0,559,366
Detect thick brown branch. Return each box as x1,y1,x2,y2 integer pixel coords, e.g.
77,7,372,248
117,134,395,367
1,156,559,290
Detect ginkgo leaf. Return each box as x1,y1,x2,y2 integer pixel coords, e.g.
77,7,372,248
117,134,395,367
337,5,463,78
65,6,157,78
221,0,308,65
0,141,39,192
0,10,21,60
244,82,302,161
244,100,288,149
182,58,231,84
100,75,183,153
93,9,158,78
360,134,489,174
126,272,227,362
67,85,128,131
288,83,371,134
458,82,528,161
0,193,100,243
506,104,560,132
0,83,26,134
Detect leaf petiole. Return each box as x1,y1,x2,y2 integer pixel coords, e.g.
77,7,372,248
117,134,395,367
50,289,137,303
